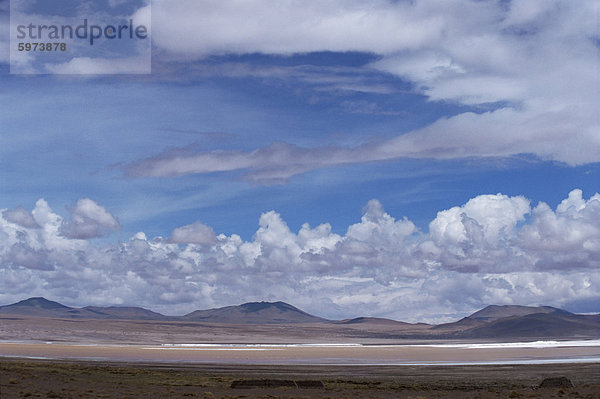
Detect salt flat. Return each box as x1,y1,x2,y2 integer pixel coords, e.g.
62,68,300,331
2,340,599,365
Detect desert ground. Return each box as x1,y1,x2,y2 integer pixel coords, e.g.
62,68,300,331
2,315,600,365
1,358,599,399
0,315,433,344
1,315,599,398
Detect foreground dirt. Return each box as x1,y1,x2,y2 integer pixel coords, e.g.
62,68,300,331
1,358,599,399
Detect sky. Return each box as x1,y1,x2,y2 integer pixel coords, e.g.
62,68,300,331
0,0,599,323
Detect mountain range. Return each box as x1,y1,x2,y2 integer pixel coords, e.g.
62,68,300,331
1,297,599,339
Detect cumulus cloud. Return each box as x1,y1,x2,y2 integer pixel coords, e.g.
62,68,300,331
2,206,40,229
1,190,599,321
421,193,531,273
1,199,89,271
60,198,121,239
519,189,600,270
6,243,52,271
168,221,217,245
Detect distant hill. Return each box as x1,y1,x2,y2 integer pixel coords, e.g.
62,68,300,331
0,297,326,324
183,301,327,324
459,311,600,339
431,316,487,333
82,306,168,321
1,297,599,338
0,297,85,318
337,317,426,327
468,305,566,322
431,305,600,339
8,297,70,311
0,297,168,320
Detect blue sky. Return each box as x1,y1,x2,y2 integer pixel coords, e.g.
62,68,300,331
0,0,599,322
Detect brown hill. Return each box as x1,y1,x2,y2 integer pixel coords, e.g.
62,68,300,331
0,297,93,319
1,298,599,339
336,317,428,327
0,297,167,321
430,306,600,339
431,316,487,333
468,305,565,322
82,306,168,321
183,301,327,324
459,312,600,339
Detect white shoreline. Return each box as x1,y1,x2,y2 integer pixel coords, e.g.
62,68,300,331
2,339,600,349
3,354,600,366
2,339,599,366
155,339,600,350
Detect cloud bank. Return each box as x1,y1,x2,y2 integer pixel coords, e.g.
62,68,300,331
1,189,598,322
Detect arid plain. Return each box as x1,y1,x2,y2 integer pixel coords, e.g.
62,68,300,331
2,298,600,398
1,359,599,399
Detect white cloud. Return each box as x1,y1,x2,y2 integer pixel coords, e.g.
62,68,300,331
151,0,443,57
169,221,216,245
418,194,532,274
519,189,600,270
60,198,121,239
123,0,599,180
2,206,40,228
8,1,151,74
1,190,599,321
429,193,530,244
44,56,151,75
368,1,598,165
1,200,89,272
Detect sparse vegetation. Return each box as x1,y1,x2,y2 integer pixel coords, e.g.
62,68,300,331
1,359,598,399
